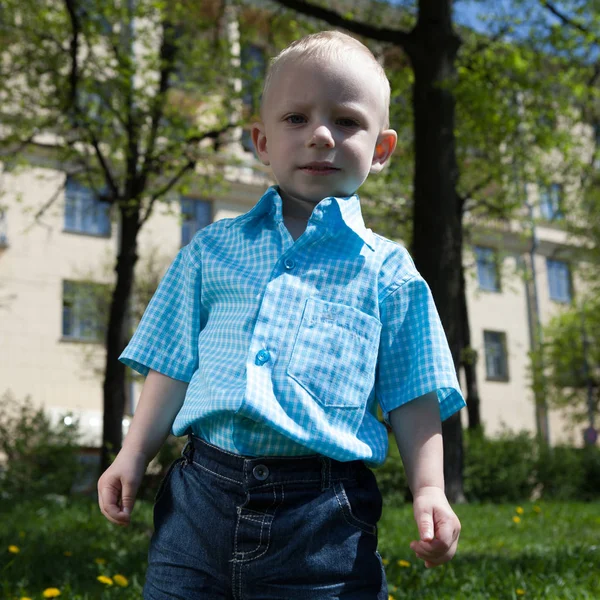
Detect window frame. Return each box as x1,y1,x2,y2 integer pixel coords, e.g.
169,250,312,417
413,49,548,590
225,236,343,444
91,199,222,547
483,330,509,382
539,182,564,221
546,258,572,304
62,280,109,343
474,246,501,293
180,196,212,246
63,176,112,238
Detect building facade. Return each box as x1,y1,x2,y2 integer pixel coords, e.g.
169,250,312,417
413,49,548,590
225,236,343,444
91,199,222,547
0,153,582,448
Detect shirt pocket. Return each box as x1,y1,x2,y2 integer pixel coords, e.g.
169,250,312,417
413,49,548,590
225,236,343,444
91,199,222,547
287,298,382,408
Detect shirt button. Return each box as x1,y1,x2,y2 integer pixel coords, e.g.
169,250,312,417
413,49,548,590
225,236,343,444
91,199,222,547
255,349,271,365
284,258,295,270
253,464,270,481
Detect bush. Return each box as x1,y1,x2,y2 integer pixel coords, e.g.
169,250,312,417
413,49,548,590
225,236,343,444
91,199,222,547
0,391,83,498
463,428,538,503
537,444,600,501
374,433,411,506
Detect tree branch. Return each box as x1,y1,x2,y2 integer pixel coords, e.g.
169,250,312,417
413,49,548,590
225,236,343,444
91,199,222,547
269,0,413,50
139,16,179,190
542,1,600,44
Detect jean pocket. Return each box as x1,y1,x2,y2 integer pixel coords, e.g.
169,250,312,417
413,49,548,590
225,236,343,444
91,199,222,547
287,298,382,408
153,457,183,505
333,473,382,536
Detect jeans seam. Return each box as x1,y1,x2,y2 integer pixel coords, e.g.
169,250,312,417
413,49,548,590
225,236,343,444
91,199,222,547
233,485,282,564
333,482,377,536
191,460,243,485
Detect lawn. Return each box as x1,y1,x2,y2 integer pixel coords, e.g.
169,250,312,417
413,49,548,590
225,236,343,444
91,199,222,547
1,498,599,599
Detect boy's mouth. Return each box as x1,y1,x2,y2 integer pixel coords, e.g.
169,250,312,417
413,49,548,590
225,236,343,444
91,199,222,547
300,162,340,174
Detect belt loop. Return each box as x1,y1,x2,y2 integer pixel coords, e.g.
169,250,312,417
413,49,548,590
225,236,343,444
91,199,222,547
182,434,194,464
320,456,331,491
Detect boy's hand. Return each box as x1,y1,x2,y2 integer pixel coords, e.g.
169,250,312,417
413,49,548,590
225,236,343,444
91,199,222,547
410,486,461,568
97,450,148,526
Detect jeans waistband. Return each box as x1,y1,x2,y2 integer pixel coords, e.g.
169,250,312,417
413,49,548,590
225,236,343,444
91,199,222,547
183,434,367,490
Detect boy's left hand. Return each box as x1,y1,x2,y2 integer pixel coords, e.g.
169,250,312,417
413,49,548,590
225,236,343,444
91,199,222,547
410,486,461,568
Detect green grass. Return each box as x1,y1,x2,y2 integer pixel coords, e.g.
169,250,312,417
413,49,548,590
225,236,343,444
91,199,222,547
1,498,599,599
379,502,600,599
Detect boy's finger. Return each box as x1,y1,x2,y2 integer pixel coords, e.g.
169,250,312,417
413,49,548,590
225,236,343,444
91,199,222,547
120,482,138,516
417,511,434,541
436,518,460,547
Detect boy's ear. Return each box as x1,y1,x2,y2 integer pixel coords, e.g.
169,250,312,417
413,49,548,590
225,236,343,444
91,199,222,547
251,122,270,166
370,129,397,174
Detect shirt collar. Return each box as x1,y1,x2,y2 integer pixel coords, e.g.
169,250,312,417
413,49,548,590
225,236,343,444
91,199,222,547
231,186,375,251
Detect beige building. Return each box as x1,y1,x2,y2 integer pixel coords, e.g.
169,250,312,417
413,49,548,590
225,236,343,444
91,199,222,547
0,150,581,448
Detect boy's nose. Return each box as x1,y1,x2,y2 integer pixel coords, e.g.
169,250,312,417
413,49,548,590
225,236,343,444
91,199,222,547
308,125,335,148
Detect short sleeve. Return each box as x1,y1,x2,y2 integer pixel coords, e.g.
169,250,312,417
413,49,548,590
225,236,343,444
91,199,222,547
375,274,465,422
119,245,201,382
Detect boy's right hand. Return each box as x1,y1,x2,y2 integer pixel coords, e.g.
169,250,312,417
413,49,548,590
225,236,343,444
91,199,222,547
97,450,148,526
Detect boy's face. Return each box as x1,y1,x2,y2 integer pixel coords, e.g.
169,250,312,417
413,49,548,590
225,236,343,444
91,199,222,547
252,54,397,207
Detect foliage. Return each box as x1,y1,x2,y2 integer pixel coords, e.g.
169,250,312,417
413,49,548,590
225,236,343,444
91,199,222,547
463,428,538,503
0,392,83,499
537,444,600,501
534,294,600,427
1,497,599,599
137,435,187,502
0,0,235,462
373,433,411,507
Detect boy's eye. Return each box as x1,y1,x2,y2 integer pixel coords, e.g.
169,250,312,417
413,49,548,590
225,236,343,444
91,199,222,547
286,115,306,124
337,118,360,127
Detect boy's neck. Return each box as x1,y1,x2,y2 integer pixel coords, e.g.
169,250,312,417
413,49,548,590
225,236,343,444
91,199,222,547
279,187,319,222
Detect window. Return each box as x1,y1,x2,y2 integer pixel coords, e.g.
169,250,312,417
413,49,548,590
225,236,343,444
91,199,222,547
474,246,500,292
0,209,7,247
64,177,111,236
539,183,564,221
484,331,509,381
62,280,109,342
181,197,212,246
547,259,572,303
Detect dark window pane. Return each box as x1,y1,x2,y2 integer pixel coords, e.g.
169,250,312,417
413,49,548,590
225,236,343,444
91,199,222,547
475,246,500,292
547,259,571,303
539,183,564,221
64,177,111,236
62,280,108,341
484,331,508,381
181,197,212,246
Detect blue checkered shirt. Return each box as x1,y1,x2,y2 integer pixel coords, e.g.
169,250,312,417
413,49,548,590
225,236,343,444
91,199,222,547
120,186,465,465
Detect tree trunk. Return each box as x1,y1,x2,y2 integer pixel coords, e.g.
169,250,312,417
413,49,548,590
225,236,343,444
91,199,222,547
461,263,482,431
407,0,465,503
101,205,140,472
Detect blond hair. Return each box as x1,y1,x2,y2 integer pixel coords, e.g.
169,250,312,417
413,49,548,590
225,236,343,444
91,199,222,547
261,31,391,129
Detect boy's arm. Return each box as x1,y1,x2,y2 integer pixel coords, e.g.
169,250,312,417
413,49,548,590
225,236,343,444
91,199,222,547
97,369,188,526
389,392,461,568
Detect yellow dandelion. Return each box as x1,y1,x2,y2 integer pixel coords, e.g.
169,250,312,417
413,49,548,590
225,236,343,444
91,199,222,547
515,506,524,515
381,558,389,565
512,516,521,524
20,597,33,600
533,505,542,514
397,559,411,568
97,575,114,586
388,595,395,600
516,589,526,596
42,589,61,598
8,545,20,554
63,551,72,557
94,557,107,565
113,574,129,587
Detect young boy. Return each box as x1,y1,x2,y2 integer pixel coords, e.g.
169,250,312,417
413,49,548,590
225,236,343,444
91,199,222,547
98,31,465,599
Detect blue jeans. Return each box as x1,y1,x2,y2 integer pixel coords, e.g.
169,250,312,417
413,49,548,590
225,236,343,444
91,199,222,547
144,435,388,599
